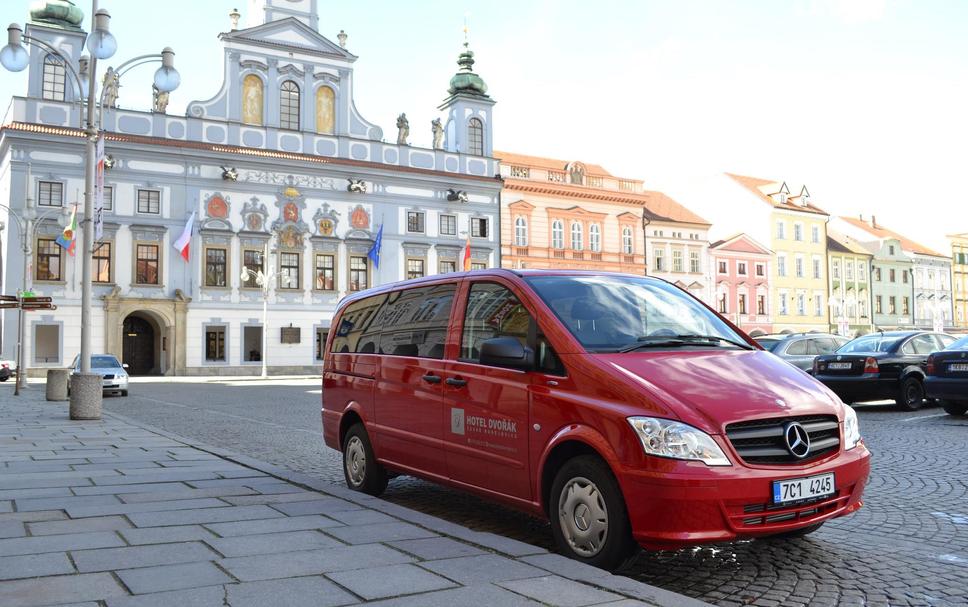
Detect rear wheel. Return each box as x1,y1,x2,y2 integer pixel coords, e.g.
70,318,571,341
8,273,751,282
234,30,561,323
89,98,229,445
762,522,824,540
941,401,968,416
342,423,387,496
549,455,635,570
896,377,925,411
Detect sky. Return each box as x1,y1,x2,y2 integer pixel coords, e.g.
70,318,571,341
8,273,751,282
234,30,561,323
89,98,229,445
1,0,965,252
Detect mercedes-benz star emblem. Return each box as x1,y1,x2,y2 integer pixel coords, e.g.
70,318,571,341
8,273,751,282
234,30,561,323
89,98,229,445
784,422,811,459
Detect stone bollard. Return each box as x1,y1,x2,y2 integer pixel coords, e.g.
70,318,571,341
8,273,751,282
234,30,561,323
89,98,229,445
45,368,70,401
69,373,103,420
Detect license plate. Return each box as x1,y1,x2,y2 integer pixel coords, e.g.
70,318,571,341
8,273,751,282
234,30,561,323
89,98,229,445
772,473,835,505
950,363,968,372
828,362,852,370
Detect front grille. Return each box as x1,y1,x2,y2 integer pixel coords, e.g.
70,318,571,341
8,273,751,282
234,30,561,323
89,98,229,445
736,492,842,527
725,415,840,465
102,374,115,380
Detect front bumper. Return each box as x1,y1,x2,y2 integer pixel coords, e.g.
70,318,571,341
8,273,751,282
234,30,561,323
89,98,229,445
925,376,968,402
619,443,871,550
814,374,896,404
101,375,128,392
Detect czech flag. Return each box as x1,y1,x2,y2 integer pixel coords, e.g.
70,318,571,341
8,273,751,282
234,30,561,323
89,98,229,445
462,235,472,271
172,211,195,262
54,205,77,256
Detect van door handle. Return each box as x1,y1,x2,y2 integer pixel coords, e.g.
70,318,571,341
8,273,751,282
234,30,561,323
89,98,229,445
421,374,441,384
445,377,467,387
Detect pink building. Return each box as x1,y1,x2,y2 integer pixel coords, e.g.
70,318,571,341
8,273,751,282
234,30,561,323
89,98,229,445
709,234,773,336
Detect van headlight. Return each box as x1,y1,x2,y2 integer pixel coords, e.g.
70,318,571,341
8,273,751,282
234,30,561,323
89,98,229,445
627,417,731,466
843,405,861,450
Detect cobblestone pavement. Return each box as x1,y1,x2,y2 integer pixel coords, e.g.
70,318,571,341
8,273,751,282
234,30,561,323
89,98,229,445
0,385,699,607
88,379,968,606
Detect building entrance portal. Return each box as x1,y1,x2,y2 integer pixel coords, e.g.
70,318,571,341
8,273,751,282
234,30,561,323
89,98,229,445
122,315,157,375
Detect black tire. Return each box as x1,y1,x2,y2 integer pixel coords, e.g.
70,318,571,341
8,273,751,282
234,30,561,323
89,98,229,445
896,376,925,411
121,390,128,397
762,522,824,540
549,455,636,570
941,401,968,416
341,423,387,497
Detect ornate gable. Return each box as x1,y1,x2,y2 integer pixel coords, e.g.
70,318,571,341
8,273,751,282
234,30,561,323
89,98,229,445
221,17,355,61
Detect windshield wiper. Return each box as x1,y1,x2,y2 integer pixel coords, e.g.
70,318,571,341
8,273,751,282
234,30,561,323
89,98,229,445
615,334,754,353
674,334,755,350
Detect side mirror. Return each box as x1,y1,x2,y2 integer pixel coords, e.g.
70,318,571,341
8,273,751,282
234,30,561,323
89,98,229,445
479,337,533,371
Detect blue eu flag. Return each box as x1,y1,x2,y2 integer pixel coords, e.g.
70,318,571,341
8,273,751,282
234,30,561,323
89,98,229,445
367,224,383,269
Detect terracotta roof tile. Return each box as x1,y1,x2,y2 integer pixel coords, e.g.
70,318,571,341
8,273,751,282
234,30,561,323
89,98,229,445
503,179,711,226
838,216,946,258
495,151,614,177
725,172,829,216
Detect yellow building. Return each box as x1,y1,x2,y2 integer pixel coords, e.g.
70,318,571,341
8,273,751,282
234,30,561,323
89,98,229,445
950,232,968,328
727,175,830,333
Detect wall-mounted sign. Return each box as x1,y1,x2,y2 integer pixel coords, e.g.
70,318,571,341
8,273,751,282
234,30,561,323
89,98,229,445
280,327,301,344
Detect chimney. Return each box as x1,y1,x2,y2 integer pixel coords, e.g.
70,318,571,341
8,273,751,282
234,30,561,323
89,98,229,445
859,213,864,221
871,215,877,229
229,8,241,31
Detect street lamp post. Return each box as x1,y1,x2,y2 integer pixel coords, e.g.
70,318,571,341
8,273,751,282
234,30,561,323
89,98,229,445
240,246,277,378
0,169,71,395
2,2,180,415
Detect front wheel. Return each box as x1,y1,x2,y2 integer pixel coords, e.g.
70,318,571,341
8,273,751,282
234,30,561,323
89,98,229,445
896,377,925,411
342,423,387,496
121,390,128,397
942,401,968,416
549,455,636,570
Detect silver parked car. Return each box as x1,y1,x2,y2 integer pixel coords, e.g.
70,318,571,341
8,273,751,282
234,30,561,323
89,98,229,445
755,333,850,372
70,354,129,396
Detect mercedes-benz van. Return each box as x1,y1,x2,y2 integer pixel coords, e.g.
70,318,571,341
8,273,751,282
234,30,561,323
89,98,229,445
322,270,870,569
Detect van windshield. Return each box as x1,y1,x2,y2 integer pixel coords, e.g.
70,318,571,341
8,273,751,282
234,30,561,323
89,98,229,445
525,275,749,352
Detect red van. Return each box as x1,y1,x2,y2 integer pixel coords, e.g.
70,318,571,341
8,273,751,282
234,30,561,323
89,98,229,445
322,270,870,569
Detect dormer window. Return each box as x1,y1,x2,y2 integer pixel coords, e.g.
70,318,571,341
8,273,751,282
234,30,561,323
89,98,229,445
280,81,300,130
775,192,788,204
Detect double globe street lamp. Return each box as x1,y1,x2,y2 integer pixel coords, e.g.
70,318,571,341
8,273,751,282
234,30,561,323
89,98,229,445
2,2,179,416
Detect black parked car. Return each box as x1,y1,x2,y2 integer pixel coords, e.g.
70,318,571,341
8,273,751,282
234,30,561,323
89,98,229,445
926,335,968,416
813,331,956,410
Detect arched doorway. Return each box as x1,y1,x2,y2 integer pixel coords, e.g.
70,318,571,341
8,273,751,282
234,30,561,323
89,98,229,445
122,314,157,375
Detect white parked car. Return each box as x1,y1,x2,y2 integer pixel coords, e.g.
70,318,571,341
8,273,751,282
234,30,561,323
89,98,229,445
70,354,129,396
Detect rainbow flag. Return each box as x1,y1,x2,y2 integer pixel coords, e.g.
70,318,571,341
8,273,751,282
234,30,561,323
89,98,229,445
55,205,77,256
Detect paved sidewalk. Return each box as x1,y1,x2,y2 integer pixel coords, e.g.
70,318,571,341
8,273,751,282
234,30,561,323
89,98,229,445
0,387,708,607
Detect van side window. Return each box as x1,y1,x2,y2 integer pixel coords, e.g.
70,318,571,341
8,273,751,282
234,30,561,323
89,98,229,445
461,283,531,362
330,294,388,353
379,284,456,359
536,330,566,376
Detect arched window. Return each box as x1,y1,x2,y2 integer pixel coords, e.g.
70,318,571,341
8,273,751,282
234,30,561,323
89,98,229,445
589,224,601,252
42,55,66,101
315,86,335,134
622,226,633,254
280,80,300,130
467,117,484,155
241,74,264,126
514,217,528,247
571,222,583,250
551,220,564,249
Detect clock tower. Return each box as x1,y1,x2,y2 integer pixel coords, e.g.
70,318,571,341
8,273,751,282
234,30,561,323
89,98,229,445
248,0,319,30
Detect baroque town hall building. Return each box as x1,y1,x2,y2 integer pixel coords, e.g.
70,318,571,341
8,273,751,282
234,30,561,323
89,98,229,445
0,0,500,375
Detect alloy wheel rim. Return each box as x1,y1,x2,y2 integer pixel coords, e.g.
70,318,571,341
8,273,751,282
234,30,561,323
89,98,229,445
345,436,366,486
558,476,608,557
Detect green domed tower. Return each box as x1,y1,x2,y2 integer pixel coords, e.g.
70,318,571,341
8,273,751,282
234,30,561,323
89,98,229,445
438,40,495,157
28,0,85,32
